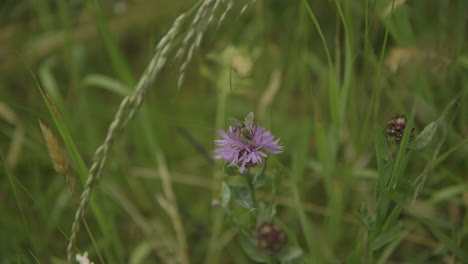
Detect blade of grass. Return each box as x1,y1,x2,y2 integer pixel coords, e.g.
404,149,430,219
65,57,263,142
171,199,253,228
24,62,114,263
291,182,321,264
419,217,468,261
302,0,339,128
0,151,28,230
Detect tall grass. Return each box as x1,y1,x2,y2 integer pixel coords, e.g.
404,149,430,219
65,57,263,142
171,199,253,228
0,0,467,263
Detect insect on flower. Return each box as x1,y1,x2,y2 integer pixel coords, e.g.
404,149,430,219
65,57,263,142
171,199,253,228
214,112,283,173
228,112,254,142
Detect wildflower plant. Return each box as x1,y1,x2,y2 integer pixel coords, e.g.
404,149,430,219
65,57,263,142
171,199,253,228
213,112,302,264
357,99,459,263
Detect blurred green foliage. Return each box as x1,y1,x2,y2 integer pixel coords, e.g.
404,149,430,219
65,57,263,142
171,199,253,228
0,0,467,263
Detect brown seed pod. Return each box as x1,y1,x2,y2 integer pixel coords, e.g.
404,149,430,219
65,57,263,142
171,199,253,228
253,222,288,255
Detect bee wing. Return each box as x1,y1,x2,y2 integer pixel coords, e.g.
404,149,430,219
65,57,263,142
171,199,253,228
228,117,242,127
245,112,254,123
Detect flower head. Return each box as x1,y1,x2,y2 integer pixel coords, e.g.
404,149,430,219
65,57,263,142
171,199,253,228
387,114,415,143
214,113,283,173
254,221,288,255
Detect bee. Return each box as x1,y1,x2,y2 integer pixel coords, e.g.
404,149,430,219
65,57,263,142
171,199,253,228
229,112,254,141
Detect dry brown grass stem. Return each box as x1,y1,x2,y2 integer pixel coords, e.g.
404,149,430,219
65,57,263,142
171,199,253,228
385,47,451,73
155,151,190,264
66,1,256,262
0,103,24,168
105,185,177,264
382,0,407,18
258,68,282,121
66,8,189,263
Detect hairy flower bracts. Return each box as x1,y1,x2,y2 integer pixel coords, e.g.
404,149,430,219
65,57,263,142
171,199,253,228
387,114,415,143
254,221,288,255
214,113,283,172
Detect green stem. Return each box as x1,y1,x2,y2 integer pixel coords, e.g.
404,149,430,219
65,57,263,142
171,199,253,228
269,256,278,264
243,169,256,208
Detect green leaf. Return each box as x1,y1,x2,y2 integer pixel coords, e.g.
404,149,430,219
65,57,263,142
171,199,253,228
38,58,61,104
83,74,131,97
371,222,402,251
278,247,303,262
229,184,254,209
256,203,276,225
238,230,269,263
273,168,288,197
419,217,468,261
224,164,239,176
129,242,151,264
408,122,437,149
430,184,468,204
253,161,267,188
382,205,402,232
256,203,269,225
376,230,406,264
354,203,369,228
220,182,231,209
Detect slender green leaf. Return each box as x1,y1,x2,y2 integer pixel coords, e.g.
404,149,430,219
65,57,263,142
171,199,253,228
430,185,468,204
371,222,402,251
129,242,152,264
279,247,303,262
224,164,239,176
408,122,437,149
376,231,406,264
273,168,288,197
256,203,276,225
419,218,468,261
238,230,269,263
253,161,267,188
220,181,231,209
83,74,131,97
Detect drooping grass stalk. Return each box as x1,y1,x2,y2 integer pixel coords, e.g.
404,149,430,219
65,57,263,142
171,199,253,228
66,1,255,263
155,151,190,264
25,60,112,263
66,10,188,264
205,64,230,264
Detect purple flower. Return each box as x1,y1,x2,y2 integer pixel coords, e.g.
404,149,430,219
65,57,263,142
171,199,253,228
214,113,283,173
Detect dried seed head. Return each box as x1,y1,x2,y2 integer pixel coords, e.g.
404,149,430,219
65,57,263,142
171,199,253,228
386,115,415,143
254,222,287,255
39,120,69,176
39,120,76,199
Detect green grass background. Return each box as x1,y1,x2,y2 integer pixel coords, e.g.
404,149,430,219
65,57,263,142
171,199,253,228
0,0,467,263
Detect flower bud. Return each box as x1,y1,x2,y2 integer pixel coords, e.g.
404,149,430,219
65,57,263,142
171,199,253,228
254,222,287,255
387,114,415,143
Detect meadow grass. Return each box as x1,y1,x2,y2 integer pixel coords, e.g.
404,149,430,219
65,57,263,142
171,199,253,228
0,0,467,263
